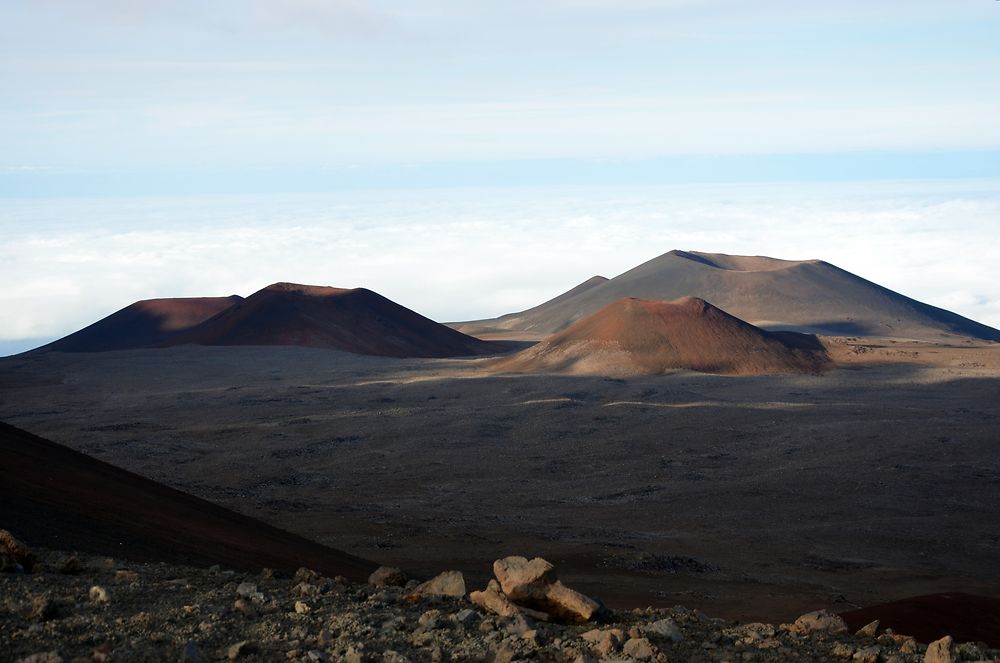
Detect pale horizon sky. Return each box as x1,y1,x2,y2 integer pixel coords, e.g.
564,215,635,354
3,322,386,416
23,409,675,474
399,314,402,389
2,2,999,354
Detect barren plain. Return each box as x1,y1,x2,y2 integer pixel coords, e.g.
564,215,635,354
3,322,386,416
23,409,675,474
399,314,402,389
2,337,999,626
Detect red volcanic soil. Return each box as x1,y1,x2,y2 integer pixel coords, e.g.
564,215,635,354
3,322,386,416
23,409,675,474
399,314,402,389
165,283,499,358
841,593,1000,648
492,296,830,376
37,296,243,353
0,421,377,580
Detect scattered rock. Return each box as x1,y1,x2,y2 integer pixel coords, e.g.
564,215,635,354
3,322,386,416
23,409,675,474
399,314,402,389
294,567,320,583
855,619,880,638
233,598,257,620
3,546,999,663
623,637,656,660
57,556,83,575
419,609,442,629
924,635,957,663
487,555,599,623
725,622,775,645
406,570,466,599
454,608,478,627
0,529,37,572
236,582,258,597
470,580,522,618
832,642,856,659
114,569,139,583
581,628,624,657
644,617,684,642
791,609,849,635
28,595,60,621
369,566,408,588
226,640,252,660
88,585,110,604
293,582,320,597
853,645,881,663
533,579,600,623
14,653,64,663
493,556,558,596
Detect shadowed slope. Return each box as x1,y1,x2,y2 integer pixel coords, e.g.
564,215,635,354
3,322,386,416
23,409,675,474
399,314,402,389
166,282,499,358
0,421,378,580
454,275,609,335
491,296,829,376
463,250,1000,341
36,296,243,353
841,593,1000,648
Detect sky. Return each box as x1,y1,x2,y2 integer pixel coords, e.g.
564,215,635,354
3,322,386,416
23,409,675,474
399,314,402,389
2,1,1000,354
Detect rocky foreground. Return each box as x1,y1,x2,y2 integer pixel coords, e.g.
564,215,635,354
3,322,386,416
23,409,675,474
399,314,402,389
1,532,997,663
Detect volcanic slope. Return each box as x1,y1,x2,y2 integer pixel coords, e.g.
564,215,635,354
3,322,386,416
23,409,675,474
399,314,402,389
0,421,377,580
491,296,830,376
457,250,1000,341
36,296,243,353
165,282,499,358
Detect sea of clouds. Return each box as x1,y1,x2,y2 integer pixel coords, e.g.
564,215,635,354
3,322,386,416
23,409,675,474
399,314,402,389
3,179,999,355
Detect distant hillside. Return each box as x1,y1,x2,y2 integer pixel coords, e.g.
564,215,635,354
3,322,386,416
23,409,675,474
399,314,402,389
37,296,243,352
455,250,1000,342
164,282,499,358
490,296,830,376
0,421,377,579
38,283,506,358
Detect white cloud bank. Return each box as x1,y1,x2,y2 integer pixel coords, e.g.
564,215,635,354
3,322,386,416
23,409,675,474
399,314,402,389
2,180,999,351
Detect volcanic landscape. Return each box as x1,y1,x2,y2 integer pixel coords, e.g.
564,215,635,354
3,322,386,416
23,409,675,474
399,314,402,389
3,250,1000,656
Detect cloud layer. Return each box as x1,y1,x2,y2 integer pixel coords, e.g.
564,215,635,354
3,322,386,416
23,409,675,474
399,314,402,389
3,181,999,351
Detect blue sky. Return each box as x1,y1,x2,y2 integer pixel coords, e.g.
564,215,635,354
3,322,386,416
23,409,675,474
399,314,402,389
3,0,1000,192
2,1,1000,353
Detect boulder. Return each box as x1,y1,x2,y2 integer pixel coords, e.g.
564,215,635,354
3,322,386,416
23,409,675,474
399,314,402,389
540,581,600,624
791,609,849,635
407,570,466,599
493,556,558,597
470,580,521,618
924,635,957,663
487,555,598,624
855,620,880,638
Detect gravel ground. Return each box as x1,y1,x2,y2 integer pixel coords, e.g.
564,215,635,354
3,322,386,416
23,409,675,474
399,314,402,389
3,548,997,663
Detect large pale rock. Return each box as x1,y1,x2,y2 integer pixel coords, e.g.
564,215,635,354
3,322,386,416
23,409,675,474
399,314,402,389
855,620,880,638
490,555,598,623
493,556,557,597
791,609,849,635
470,580,521,618
541,581,600,623
924,635,957,663
0,529,36,572
644,617,684,642
408,570,466,598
